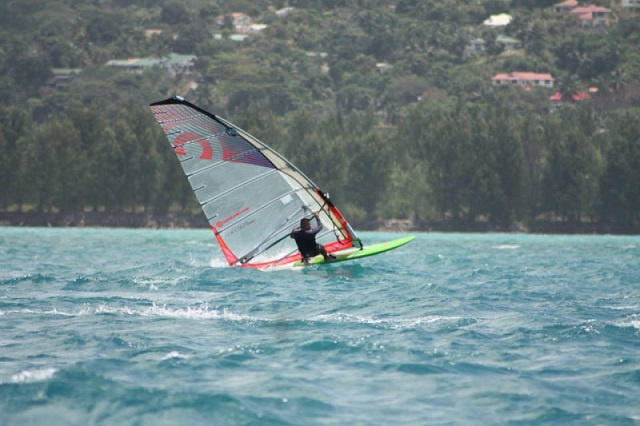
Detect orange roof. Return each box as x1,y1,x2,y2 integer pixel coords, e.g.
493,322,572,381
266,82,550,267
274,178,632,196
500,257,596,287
550,91,591,101
492,72,554,81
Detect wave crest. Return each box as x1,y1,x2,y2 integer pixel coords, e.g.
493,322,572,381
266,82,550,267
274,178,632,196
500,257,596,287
11,367,58,383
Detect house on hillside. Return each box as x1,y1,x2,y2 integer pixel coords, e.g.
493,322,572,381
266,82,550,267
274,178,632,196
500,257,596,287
106,53,196,78
463,35,521,59
570,6,611,27
492,72,554,88
376,62,393,73
144,28,163,38
213,33,249,42
217,12,253,33
496,35,522,51
463,38,486,58
46,68,82,90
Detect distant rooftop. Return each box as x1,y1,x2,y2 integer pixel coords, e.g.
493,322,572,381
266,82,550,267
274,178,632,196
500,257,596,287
550,91,591,101
497,35,520,44
213,34,249,42
144,29,163,38
492,72,554,81
275,7,295,17
483,13,512,27
106,53,195,68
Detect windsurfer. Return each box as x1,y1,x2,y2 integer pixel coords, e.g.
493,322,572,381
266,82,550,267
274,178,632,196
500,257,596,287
291,212,336,265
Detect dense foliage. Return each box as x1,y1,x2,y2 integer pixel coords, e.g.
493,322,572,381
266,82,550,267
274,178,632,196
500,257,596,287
1,0,639,230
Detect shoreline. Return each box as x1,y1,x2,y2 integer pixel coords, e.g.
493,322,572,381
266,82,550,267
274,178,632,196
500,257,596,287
0,212,637,235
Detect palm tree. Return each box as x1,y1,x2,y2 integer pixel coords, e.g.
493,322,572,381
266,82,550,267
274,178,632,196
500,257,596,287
556,72,580,102
611,67,626,98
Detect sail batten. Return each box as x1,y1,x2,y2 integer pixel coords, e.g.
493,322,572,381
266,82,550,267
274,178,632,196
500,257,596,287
150,97,359,268
185,147,262,177
198,168,278,208
218,188,305,239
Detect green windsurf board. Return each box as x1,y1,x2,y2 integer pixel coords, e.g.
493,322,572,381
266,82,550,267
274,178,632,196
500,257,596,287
292,235,414,267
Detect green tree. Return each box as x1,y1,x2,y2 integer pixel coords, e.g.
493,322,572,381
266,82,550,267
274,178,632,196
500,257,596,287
23,122,61,212
161,1,190,26
12,50,52,92
520,115,546,220
120,101,163,212
284,110,349,206
422,107,474,220
345,117,392,219
112,118,139,212
61,102,108,210
53,119,85,212
555,72,580,102
542,110,600,223
0,132,10,210
92,126,126,212
484,108,525,225
0,106,32,210
599,112,640,228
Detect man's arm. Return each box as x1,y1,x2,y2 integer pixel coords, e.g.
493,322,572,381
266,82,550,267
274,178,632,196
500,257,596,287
310,214,323,234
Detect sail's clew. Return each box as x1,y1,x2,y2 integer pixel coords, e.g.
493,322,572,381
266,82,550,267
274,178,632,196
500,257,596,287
150,97,360,268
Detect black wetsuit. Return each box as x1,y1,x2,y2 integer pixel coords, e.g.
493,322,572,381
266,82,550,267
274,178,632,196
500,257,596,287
291,217,323,258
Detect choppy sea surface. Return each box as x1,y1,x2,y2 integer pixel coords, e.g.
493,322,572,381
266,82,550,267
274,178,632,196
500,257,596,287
1,228,639,425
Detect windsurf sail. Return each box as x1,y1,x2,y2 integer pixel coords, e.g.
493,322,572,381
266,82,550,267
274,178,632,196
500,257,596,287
150,96,362,268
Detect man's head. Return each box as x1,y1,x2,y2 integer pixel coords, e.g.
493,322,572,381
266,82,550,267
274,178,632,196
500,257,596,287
300,218,311,230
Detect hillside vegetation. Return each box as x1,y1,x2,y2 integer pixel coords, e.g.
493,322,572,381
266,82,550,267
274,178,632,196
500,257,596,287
1,0,639,231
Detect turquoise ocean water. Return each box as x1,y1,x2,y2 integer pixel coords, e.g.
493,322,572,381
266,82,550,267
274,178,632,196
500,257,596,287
1,228,639,425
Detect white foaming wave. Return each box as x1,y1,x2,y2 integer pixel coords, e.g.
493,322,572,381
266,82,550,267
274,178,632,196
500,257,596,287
259,263,296,272
493,244,520,250
314,312,463,329
616,319,640,330
629,320,640,330
604,305,639,311
2,308,68,316
142,302,254,321
7,303,258,322
46,308,77,316
616,314,640,330
579,320,600,334
161,351,189,360
132,276,186,289
209,258,230,268
11,367,58,383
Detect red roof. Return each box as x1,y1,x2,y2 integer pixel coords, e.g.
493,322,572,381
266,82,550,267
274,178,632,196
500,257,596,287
570,6,611,14
550,91,591,101
492,72,554,81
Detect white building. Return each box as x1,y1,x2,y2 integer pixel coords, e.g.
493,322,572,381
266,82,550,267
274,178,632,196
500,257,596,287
492,72,554,88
